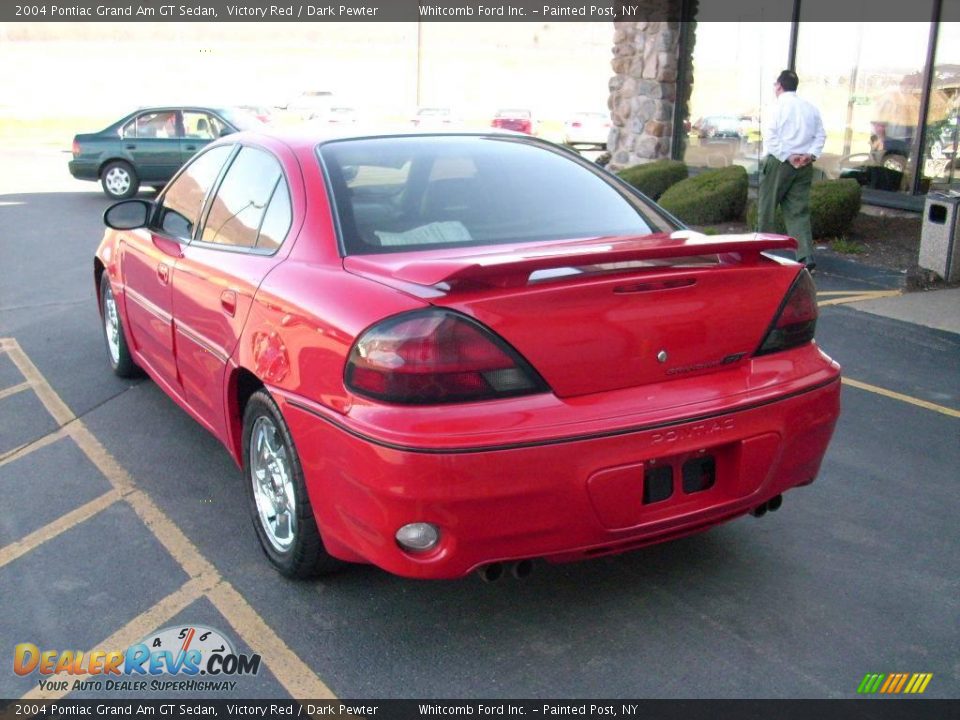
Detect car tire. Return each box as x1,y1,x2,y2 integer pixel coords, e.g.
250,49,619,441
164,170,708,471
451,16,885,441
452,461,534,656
242,390,342,579
99,275,140,378
101,160,139,200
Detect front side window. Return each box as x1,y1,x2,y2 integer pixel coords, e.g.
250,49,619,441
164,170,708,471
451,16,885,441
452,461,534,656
319,136,670,255
201,147,284,249
183,112,218,140
157,145,233,241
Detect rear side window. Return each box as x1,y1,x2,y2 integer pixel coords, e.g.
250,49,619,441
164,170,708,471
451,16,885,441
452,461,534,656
201,147,284,249
256,181,292,251
135,111,179,139
318,136,670,255
157,144,233,241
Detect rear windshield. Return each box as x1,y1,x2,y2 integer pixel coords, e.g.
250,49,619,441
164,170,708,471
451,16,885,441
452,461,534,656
317,136,671,255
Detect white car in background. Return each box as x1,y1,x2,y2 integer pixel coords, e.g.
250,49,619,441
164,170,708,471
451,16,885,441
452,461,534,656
411,107,461,130
285,90,335,120
564,111,611,149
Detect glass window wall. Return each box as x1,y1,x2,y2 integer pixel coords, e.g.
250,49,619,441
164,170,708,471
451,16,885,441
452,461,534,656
926,13,960,191
794,2,935,194
683,12,792,176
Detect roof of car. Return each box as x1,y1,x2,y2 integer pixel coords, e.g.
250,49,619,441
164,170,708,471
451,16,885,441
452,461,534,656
231,126,535,152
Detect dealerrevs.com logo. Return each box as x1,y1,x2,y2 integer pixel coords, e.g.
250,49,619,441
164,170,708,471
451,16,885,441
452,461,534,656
14,625,262,693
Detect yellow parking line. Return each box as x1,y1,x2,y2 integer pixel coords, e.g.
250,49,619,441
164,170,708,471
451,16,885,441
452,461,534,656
3,342,75,426
208,581,337,699
0,380,31,402
817,290,902,307
21,577,213,701
817,291,883,296
843,378,960,419
1,338,336,701
0,491,119,569
0,427,70,467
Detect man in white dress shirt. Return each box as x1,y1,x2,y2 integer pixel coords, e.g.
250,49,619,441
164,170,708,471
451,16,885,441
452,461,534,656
758,69,827,269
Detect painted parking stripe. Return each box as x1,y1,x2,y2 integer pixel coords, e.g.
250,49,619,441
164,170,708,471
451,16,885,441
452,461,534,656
21,577,213,701
208,582,336,699
0,490,120,569
817,290,902,307
1,338,76,426
842,378,960,419
0,426,70,467
0,380,31,402
0,338,336,701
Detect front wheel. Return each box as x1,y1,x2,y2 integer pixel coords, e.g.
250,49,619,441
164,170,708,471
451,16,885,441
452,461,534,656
101,160,139,200
99,275,140,378
242,390,342,578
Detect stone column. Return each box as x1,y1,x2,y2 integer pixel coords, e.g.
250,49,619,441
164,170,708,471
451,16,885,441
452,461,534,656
608,11,685,171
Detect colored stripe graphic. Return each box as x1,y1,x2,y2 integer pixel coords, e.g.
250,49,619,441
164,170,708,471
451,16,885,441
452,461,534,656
858,673,932,694
858,674,885,694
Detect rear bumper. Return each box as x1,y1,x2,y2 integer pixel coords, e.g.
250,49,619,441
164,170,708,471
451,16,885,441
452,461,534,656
278,369,841,579
68,159,98,181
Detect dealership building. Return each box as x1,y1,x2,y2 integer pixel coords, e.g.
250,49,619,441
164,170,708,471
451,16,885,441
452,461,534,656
607,0,960,207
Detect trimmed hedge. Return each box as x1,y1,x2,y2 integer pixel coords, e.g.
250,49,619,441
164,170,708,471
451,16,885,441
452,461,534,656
746,179,862,239
617,159,688,200
658,165,748,225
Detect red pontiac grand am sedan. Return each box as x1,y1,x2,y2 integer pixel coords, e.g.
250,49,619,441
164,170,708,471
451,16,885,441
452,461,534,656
94,130,841,580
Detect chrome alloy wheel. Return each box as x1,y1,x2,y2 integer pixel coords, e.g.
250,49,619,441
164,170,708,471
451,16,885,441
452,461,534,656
103,283,121,365
249,416,297,552
104,166,132,197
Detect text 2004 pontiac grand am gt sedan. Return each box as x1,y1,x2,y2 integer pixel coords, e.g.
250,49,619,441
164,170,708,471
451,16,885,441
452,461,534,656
93,129,840,580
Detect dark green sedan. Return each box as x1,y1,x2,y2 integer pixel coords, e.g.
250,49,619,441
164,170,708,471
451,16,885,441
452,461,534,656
69,106,263,199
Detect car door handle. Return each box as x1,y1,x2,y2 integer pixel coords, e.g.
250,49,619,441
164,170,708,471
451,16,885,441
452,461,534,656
184,145,197,152
157,263,170,285
125,144,137,150
220,290,237,317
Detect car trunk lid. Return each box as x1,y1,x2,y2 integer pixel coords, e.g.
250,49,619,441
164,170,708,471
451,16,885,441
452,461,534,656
344,232,802,398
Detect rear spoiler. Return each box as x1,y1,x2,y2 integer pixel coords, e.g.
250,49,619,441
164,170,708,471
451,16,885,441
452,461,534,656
343,232,798,290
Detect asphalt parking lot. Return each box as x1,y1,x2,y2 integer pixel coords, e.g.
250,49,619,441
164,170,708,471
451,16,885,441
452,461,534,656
0,146,957,701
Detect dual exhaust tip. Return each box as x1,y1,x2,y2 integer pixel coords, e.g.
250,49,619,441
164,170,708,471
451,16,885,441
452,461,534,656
751,494,783,518
477,497,784,580
477,559,534,582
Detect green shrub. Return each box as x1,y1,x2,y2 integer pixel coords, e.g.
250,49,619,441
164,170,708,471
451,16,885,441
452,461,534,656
617,159,688,200
746,179,862,239
658,165,748,224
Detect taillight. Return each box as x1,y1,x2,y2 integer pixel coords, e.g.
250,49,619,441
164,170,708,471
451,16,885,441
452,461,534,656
72,138,80,157
345,310,548,404
755,270,818,356
492,119,504,129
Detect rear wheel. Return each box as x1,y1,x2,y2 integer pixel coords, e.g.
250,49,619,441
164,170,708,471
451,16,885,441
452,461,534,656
101,161,139,199
99,275,140,378
242,390,342,578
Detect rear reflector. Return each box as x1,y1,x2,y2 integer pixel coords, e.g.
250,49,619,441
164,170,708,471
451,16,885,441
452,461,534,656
345,309,548,404
755,269,818,356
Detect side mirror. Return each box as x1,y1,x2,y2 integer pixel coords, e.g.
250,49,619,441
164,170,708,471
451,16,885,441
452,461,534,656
218,127,235,138
103,199,152,230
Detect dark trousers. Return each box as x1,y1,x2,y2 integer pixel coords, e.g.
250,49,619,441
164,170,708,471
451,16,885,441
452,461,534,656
758,154,814,261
